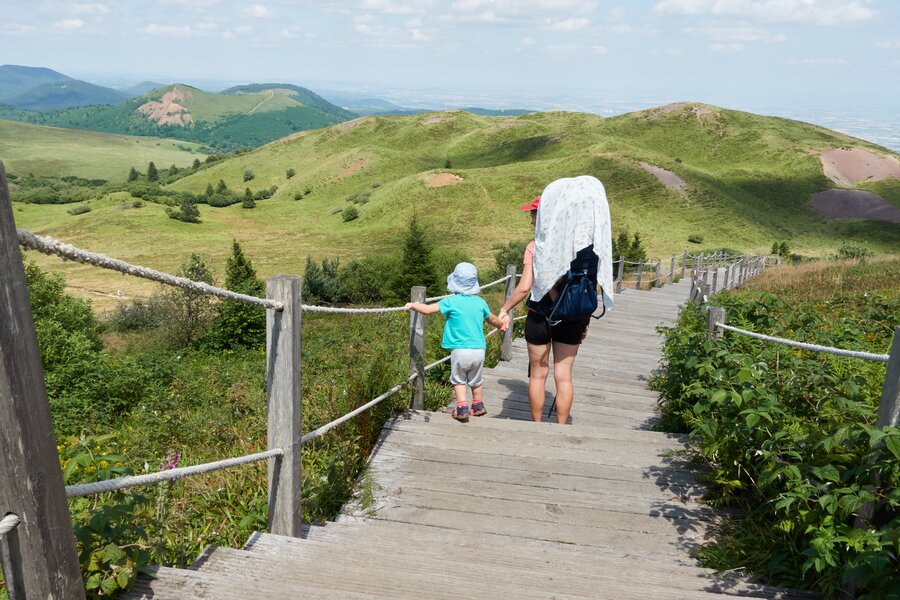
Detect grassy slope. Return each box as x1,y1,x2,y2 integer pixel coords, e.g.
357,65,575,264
12,104,900,310
0,119,206,181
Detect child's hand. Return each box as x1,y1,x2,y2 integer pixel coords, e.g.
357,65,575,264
404,302,413,310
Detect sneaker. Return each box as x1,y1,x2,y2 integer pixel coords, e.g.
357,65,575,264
471,401,487,417
452,405,470,422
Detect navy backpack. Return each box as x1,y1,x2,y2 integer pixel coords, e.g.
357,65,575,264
528,244,604,326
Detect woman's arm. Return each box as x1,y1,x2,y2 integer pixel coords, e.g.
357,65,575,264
405,302,441,315
499,264,532,316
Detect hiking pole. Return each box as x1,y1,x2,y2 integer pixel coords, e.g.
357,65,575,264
546,396,557,420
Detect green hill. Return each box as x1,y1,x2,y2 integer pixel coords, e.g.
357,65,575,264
11,103,900,307
3,83,357,152
7,79,130,111
0,64,71,102
0,119,205,181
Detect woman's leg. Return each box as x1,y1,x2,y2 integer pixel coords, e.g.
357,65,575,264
527,342,551,421
550,341,579,424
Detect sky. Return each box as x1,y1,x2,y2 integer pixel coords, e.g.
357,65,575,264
2,0,900,148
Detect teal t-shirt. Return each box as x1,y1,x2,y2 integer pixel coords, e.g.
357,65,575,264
437,294,491,349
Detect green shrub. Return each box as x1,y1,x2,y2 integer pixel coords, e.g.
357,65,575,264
489,239,530,280
67,204,92,216
835,241,874,261
286,168,296,179
204,241,266,350
243,169,254,182
342,206,359,221
107,297,168,332
687,234,704,244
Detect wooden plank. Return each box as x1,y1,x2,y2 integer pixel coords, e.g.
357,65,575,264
0,162,85,598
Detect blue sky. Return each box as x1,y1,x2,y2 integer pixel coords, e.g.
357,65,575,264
3,0,900,139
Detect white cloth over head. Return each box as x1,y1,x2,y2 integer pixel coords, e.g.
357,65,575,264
531,175,614,310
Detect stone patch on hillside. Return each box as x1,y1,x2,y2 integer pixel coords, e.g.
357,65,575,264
339,117,373,131
423,172,463,187
423,117,445,125
651,102,718,119
639,162,686,191
819,148,900,185
809,189,900,222
137,87,194,127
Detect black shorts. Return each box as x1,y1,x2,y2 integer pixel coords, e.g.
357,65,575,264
524,311,588,346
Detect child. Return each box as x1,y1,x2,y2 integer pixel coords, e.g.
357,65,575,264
405,262,505,422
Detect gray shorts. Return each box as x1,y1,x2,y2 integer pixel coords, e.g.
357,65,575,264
449,348,485,387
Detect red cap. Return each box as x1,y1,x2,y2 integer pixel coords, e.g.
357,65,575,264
518,195,540,211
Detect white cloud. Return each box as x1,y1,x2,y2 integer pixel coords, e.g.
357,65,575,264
546,43,607,54
410,28,429,41
709,42,743,52
0,23,37,35
242,4,273,18
140,23,201,37
876,40,900,49
359,0,433,14
53,18,85,32
653,0,875,26
71,3,109,15
549,18,590,32
686,25,785,43
520,36,537,45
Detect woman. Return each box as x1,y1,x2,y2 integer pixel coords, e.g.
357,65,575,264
498,176,613,424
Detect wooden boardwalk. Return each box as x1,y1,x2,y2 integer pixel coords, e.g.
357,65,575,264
127,278,817,599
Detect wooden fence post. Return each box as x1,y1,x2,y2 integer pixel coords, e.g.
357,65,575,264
877,327,900,428
615,256,624,293
501,265,516,361
0,162,85,599
706,307,725,341
409,286,426,410
681,251,687,279
635,260,643,290
711,269,718,293
266,275,302,538
654,260,661,288
669,254,676,284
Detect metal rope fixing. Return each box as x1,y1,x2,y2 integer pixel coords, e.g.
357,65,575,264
0,513,20,536
717,323,890,363
64,448,284,498
17,229,283,311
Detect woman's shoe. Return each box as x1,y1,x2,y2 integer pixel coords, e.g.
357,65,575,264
452,405,470,422
471,401,487,417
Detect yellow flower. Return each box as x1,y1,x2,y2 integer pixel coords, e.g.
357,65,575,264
99,460,109,469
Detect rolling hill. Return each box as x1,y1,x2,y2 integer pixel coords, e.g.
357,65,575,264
11,103,900,308
0,64,131,111
0,119,206,181
3,83,357,152
0,65,71,102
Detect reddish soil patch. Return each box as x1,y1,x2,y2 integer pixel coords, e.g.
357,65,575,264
338,159,365,178
809,189,900,222
423,172,463,187
339,117,373,131
423,117,445,125
639,162,686,190
819,148,900,185
137,86,194,126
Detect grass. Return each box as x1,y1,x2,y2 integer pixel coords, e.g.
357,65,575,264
11,103,900,311
0,119,205,181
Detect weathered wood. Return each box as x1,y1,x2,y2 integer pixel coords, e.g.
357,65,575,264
654,259,661,287
501,264,516,361
0,162,85,599
266,276,303,537
669,254,676,284
876,327,900,428
408,286,426,410
707,307,725,341
616,255,624,293
711,269,718,293
724,265,730,289
635,260,643,290
680,251,687,279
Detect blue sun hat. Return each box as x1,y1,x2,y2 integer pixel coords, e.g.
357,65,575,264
447,262,480,295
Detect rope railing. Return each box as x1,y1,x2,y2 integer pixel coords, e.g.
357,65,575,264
64,448,284,498
0,513,20,537
716,323,890,363
18,229,284,311
425,274,511,303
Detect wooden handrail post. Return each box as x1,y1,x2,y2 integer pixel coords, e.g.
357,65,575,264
635,260,643,290
0,162,85,599
669,254,676,284
409,286,426,410
615,256,624,293
877,327,900,428
724,265,730,289
501,265,517,361
681,251,687,279
654,259,661,288
711,269,718,293
706,307,725,341
266,275,302,537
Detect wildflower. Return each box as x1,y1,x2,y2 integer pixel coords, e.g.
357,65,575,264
160,450,181,470
99,460,109,469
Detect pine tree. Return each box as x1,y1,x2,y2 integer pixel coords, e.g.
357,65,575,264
147,162,159,182
205,182,215,196
180,199,200,223
169,164,179,176
164,252,215,347
192,158,201,170
127,166,139,182
205,241,266,349
242,188,256,209
395,215,436,297
216,179,227,193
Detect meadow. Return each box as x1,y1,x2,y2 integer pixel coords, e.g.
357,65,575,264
11,103,900,312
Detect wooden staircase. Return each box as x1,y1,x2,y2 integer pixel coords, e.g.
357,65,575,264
125,279,819,599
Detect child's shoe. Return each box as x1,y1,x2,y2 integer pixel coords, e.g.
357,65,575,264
471,401,487,417
452,404,470,422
